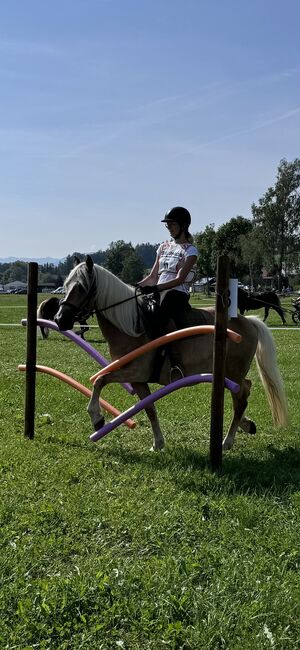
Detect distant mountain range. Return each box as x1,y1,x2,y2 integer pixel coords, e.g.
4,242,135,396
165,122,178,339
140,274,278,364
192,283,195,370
0,256,65,265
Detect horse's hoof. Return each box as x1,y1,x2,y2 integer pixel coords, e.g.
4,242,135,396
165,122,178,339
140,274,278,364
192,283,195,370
94,417,105,431
222,440,233,451
150,444,165,452
248,421,256,435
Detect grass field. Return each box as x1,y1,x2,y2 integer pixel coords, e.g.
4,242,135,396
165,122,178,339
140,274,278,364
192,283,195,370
0,294,299,649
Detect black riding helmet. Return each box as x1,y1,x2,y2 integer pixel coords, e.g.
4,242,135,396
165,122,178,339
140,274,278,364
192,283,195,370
161,206,191,228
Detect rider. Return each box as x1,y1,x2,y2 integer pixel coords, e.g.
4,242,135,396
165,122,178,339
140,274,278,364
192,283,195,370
137,206,198,379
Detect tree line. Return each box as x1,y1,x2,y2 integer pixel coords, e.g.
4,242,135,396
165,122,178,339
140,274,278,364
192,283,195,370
1,158,299,290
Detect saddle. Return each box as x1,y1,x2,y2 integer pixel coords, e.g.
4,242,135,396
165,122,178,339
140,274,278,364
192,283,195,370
138,292,162,339
143,304,212,383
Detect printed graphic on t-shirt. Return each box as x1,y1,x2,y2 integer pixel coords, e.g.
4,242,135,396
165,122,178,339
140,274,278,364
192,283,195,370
157,241,198,289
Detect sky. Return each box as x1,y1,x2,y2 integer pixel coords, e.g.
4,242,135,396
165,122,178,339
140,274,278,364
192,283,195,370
1,0,300,259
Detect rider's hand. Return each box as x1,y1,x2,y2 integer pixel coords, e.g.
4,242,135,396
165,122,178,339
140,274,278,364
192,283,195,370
140,285,157,295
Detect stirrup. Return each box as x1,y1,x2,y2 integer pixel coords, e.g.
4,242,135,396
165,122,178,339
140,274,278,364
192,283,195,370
170,365,184,383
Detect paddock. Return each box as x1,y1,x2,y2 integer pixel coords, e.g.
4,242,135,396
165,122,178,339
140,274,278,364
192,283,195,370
0,288,299,648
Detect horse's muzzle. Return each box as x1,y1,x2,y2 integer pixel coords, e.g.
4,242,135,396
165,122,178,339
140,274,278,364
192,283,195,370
54,303,76,331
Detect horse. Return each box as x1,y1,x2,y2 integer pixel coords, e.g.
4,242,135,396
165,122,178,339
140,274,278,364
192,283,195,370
47,256,287,452
238,288,286,325
37,296,90,339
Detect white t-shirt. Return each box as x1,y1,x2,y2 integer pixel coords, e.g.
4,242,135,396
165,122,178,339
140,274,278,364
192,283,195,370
156,240,198,294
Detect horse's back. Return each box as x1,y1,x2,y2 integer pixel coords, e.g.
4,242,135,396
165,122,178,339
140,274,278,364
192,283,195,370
166,308,258,383
185,306,215,327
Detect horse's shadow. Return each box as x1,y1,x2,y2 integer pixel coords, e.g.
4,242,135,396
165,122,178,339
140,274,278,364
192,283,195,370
101,441,300,495
42,431,300,495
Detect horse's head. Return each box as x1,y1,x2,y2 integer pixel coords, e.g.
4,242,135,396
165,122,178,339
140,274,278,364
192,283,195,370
55,255,96,331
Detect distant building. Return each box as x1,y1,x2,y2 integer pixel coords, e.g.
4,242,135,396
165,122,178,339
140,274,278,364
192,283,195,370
4,280,27,291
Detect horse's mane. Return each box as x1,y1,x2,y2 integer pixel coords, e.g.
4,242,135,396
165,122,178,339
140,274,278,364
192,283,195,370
64,263,143,338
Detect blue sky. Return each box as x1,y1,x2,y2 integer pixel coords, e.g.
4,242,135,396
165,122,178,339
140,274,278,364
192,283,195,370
1,0,300,259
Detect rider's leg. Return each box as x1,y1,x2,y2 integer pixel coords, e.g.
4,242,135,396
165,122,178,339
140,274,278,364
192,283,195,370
159,291,191,381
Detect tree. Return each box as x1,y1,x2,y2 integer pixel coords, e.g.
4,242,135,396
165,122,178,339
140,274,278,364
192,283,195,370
194,224,216,293
252,158,300,288
90,250,106,266
135,243,158,269
213,216,253,277
239,228,264,289
105,241,135,277
4,261,27,283
121,251,145,284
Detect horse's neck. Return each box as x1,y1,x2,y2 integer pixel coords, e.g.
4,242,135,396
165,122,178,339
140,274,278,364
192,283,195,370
95,266,133,307
94,266,140,337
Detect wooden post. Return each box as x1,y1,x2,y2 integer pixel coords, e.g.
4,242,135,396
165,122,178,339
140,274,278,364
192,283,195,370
210,255,230,471
24,262,38,439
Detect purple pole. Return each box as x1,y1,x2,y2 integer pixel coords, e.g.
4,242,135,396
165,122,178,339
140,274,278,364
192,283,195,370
21,318,135,395
90,374,240,442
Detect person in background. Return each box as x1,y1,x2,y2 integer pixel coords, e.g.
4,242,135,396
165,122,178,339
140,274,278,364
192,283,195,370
137,206,198,380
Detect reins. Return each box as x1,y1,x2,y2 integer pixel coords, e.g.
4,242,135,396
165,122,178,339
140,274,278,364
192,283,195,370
96,288,147,333
97,288,142,313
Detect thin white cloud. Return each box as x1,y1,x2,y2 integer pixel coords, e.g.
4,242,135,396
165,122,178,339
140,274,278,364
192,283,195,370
0,37,61,56
182,106,300,154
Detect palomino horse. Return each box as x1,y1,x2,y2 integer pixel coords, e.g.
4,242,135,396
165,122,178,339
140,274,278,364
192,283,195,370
49,256,288,451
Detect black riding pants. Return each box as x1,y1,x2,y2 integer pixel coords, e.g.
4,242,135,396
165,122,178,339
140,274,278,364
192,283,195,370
158,289,191,335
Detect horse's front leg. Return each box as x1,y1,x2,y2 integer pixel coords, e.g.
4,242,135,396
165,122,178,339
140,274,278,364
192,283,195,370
87,375,108,431
223,379,253,451
132,382,165,451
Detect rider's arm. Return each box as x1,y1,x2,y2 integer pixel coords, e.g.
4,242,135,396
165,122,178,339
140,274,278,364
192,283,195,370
136,255,160,287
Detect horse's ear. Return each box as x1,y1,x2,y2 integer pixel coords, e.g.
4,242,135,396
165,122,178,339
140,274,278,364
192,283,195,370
73,255,80,267
85,255,94,274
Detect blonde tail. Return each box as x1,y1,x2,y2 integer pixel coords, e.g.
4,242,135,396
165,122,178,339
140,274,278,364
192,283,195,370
248,316,288,427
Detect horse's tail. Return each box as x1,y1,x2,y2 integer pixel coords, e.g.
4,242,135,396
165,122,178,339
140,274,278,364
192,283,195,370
247,316,288,427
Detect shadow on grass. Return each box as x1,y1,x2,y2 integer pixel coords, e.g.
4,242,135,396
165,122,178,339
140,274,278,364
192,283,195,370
100,441,300,495
41,426,300,495
221,443,300,493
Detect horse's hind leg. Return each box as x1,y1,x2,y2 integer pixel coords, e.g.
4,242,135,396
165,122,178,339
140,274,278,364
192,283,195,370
274,306,286,325
223,379,255,451
132,382,165,451
263,307,269,322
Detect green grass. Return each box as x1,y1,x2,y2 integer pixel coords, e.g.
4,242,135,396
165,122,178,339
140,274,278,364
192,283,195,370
0,295,299,649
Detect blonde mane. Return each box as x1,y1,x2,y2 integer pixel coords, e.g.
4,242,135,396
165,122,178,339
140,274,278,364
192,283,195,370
64,263,144,338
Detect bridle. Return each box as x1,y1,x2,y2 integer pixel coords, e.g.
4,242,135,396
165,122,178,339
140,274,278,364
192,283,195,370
59,269,98,323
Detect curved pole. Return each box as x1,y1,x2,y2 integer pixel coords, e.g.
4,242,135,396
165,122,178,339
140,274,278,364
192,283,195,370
22,318,135,395
18,364,136,429
90,373,240,442
90,325,242,383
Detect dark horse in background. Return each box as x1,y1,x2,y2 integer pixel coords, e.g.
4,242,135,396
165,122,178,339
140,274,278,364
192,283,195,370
238,288,286,325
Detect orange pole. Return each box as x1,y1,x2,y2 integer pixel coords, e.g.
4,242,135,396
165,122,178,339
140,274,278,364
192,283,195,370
90,325,242,383
18,364,136,429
